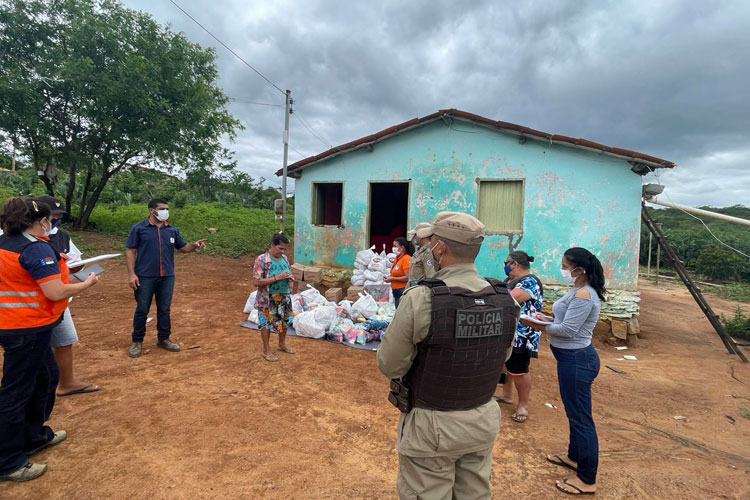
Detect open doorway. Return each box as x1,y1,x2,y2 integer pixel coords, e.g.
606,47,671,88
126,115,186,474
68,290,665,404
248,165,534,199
369,182,409,250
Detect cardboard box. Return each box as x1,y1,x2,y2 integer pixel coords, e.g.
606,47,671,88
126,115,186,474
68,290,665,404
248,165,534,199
304,266,323,285
347,286,365,301
325,287,344,303
290,263,306,281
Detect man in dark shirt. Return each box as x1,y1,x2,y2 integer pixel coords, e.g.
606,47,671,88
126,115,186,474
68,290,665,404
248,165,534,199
125,198,206,358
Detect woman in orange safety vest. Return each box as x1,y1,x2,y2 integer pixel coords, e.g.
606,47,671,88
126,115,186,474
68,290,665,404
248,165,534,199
0,197,98,482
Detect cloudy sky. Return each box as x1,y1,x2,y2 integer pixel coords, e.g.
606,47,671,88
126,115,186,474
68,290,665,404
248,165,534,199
122,0,750,208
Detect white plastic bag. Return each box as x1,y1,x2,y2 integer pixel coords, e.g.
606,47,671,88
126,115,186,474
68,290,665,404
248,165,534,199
300,284,322,304
247,309,259,324
355,246,376,268
363,270,384,283
313,305,337,329
367,257,387,274
293,311,326,339
338,299,353,316
386,252,396,268
351,275,366,286
352,292,378,319
243,291,258,314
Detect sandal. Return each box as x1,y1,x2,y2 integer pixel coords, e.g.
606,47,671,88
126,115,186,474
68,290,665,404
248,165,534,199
546,454,577,472
511,412,528,423
555,478,595,495
262,353,279,362
493,396,513,405
278,345,296,354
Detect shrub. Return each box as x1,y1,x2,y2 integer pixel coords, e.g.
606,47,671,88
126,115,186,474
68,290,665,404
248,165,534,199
88,202,294,257
721,306,750,340
693,247,748,280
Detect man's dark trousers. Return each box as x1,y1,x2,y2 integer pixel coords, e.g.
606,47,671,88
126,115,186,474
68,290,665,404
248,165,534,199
131,275,175,342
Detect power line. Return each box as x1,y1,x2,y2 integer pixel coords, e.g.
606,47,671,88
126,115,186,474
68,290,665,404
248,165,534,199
653,170,750,260
289,145,307,158
168,0,285,95
228,97,283,108
293,112,333,149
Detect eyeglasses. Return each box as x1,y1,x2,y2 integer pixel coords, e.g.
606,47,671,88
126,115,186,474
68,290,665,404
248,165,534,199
504,261,512,266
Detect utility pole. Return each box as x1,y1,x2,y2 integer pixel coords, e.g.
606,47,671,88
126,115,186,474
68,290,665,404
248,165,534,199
280,89,292,234
647,231,653,277
655,222,661,284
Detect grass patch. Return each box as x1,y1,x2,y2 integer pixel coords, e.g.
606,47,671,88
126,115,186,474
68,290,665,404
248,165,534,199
88,202,293,257
717,283,750,303
720,306,750,340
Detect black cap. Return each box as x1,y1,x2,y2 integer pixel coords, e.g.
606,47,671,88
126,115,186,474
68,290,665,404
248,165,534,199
35,195,67,215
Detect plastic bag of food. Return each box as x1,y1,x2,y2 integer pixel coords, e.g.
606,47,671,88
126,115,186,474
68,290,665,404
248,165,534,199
293,310,326,339
355,246,377,268
300,284,322,303
313,305,337,329
243,291,258,314
352,292,378,319
247,309,259,324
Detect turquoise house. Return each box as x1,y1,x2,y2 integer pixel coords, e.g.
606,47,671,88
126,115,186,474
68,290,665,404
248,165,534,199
281,109,675,291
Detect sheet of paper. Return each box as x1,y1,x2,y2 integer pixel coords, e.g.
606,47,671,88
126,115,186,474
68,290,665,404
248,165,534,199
70,253,121,267
623,355,638,360
520,313,554,325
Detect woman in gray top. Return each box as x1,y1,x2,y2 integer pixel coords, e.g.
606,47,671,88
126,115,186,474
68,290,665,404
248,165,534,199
521,247,606,496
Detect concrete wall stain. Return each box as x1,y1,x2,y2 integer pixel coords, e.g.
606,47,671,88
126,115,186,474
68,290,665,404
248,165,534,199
293,120,643,290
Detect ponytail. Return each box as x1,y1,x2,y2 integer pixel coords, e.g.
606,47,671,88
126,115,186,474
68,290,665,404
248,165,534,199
394,236,415,256
563,247,607,302
0,198,52,236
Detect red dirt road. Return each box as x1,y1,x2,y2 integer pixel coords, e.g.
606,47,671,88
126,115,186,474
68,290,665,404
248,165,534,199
2,234,749,499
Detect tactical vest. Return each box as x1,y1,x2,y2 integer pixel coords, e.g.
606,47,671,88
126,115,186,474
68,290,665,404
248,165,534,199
403,278,516,411
0,233,69,334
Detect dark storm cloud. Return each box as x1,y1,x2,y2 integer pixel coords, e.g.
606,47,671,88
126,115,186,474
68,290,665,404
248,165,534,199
122,0,750,207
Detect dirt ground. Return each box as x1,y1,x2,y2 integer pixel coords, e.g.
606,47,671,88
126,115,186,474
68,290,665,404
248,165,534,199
2,232,749,500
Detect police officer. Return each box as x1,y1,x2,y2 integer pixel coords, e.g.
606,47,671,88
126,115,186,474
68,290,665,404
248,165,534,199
407,222,440,286
0,198,98,481
377,212,520,499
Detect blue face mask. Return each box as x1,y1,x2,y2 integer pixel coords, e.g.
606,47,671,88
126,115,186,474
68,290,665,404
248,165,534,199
52,219,62,229
504,264,512,277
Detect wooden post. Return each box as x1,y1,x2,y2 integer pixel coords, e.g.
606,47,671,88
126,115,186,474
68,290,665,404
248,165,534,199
647,231,652,277
655,223,661,284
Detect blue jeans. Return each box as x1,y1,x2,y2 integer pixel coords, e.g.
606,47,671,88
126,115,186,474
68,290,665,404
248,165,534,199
551,344,600,485
132,275,175,343
392,288,404,308
0,329,58,475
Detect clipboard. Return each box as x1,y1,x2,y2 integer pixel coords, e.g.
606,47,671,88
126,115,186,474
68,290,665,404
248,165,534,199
520,313,554,325
72,263,104,282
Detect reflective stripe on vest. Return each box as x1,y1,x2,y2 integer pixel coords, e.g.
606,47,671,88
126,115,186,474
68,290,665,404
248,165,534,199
0,290,39,296
0,302,41,308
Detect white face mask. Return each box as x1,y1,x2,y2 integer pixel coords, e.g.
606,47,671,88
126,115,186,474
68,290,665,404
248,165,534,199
561,268,577,285
430,241,444,265
392,246,399,254
155,209,169,222
41,218,52,237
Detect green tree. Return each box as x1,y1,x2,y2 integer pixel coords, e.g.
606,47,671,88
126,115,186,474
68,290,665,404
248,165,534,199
0,0,241,227
693,247,748,281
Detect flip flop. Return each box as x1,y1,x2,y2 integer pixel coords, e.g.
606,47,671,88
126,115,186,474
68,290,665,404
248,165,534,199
546,454,578,472
57,383,101,397
493,396,513,404
555,478,595,495
262,353,279,362
277,345,296,354
511,412,528,423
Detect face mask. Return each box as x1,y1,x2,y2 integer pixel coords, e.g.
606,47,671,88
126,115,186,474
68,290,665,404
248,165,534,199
430,241,445,265
41,218,52,236
51,219,62,229
155,209,169,222
504,264,512,277
561,268,577,285
392,246,399,255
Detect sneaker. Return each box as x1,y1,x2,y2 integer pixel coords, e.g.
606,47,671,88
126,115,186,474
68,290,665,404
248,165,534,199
0,461,48,482
128,342,143,358
26,430,67,458
156,338,180,352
